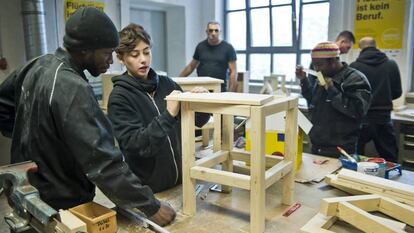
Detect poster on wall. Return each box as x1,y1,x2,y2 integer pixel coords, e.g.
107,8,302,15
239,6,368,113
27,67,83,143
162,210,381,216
64,0,105,21
354,0,405,49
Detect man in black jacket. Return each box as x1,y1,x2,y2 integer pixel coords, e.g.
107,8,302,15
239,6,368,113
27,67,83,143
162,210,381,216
350,37,402,162
0,7,175,226
296,42,371,157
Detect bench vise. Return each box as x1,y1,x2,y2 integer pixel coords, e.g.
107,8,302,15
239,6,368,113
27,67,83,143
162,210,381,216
0,161,58,233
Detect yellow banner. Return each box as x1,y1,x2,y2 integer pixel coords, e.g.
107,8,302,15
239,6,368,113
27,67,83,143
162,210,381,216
64,0,105,21
354,0,405,49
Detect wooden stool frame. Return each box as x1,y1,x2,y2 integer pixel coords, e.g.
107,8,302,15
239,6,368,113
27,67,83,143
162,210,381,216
174,94,298,233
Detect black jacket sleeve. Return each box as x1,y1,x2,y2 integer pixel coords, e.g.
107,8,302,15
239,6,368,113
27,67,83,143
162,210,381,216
0,70,18,137
389,60,402,100
327,71,372,119
53,74,160,217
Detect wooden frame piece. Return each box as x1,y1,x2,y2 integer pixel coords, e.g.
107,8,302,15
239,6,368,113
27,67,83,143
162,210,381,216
301,194,414,233
325,169,414,206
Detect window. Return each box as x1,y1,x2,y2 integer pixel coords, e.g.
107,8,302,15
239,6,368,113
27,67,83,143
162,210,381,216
225,0,330,87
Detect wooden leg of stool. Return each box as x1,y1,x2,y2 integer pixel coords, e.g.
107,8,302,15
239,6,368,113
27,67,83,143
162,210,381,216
282,102,298,205
201,128,210,147
221,114,234,193
181,102,196,215
250,107,265,233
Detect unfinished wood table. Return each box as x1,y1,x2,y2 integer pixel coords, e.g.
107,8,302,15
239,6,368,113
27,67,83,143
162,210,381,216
172,77,224,149
166,92,299,233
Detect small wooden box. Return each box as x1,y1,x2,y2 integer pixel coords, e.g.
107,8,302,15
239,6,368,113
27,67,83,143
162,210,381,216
69,202,117,233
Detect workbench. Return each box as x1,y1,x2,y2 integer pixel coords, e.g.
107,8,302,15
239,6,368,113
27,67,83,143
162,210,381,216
1,155,413,233
103,161,413,233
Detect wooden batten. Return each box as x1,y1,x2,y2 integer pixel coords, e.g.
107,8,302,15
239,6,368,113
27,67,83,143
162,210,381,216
336,201,405,233
265,160,293,189
189,102,251,116
300,213,337,233
190,166,251,190
337,169,414,197
230,150,283,167
320,195,381,216
304,194,414,233
325,172,414,206
195,150,229,168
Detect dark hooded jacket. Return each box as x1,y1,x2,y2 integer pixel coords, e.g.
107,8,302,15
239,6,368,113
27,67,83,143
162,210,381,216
350,47,402,123
0,48,160,216
300,62,372,150
107,69,209,193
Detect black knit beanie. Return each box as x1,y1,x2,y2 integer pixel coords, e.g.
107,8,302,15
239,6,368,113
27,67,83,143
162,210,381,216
63,7,119,50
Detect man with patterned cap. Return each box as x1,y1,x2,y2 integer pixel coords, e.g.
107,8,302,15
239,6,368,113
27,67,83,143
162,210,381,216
0,7,175,226
296,42,371,157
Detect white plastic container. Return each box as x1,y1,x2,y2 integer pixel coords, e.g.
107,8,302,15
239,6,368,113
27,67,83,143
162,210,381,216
357,162,379,176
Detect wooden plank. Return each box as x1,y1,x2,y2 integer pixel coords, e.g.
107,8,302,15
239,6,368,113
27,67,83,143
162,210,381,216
333,173,414,202
195,150,228,168
190,166,251,190
181,102,197,216
262,96,298,117
230,150,283,167
371,216,406,231
325,174,367,195
330,177,414,206
338,169,414,197
249,106,266,233
320,195,381,216
300,213,337,233
172,76,224,85
221,115,234,193
282,102,297,205
379,196,414,227
336,201,404,233
165,92,274,106
265,160,293,189
190,102,251,117
213,113,221,151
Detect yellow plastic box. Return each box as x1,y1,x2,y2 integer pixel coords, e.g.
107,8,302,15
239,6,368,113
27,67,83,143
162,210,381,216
245,129,303,170
69,202,117,233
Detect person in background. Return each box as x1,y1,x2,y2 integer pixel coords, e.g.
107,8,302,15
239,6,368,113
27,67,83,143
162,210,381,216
306,31,356,99
179,21,237,92
350,37,402,162
0,7,175,226
108,23,210,194
296,42,371,157
335,30,356,55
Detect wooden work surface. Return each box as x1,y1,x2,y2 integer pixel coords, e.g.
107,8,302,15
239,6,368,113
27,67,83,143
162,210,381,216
93,153,413,233
166,92,274,106
1,155,412,233
172,77,224,85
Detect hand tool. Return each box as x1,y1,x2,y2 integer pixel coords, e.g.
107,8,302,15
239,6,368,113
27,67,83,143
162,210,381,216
0,161,59,233
336,146,357,163
117,207,170,233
